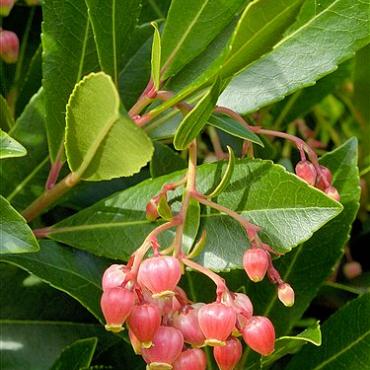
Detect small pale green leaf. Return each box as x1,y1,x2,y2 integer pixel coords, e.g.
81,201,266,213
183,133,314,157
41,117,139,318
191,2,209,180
286,293,370,370
182,198,201,254
0,129,27,159
219,0,370,114
161,0,246,78
48,158,342,269
0,195,39,255
151,22,162,91
65,72,154,181
50,337,97,370
157,195,173,221
188,229,207,259
0,95,15,130
85,0,141,85
42,0,99,162
174,79,221,150
208,114,263,146
261,322,321,367
207,146,235,198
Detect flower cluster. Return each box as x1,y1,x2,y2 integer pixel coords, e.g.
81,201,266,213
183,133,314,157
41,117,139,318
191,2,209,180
100,246,289,369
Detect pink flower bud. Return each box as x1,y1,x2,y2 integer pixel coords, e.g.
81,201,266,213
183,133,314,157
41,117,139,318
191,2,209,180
277,283,295,307
172,304,205,347
316,165,333,190
324,185,340,201
295,160,317,186
233,293,253,319
128,303,161,348
129,329,142,355
102,264,127,291
243,249,269,282
146,198,159,221
0,0,15,16
100,287,135,332
173,349,207,370
242,316,275,356
343,261,362,280
213,337,242,370
138,256,181,298
198,303,236,346
0,29,19,64
142,326,184,369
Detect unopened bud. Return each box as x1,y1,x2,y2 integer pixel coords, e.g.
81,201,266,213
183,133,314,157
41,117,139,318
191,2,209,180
343,261,362,280
324,185,340,201
213,337,242,370
316,165,333,190
277,283,295,307
295,160,317,186
0,0,15,16
146,198,160,221
243,249,269,282
0,29,19,64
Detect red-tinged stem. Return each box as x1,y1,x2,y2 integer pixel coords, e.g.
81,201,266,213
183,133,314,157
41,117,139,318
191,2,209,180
190,191,260,242
128,94,154,118
33,227,52,238
45,156,64,190
208,127,225,159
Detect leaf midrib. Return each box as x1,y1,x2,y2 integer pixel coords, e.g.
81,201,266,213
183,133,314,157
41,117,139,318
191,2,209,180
112,0,118,85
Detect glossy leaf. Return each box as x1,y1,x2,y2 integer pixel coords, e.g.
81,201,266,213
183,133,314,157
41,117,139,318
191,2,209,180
219,0,370,113
151,22,162,90
174,79,221,150
65,72,153,181
207,146,235,198
161,0,246,78
0,320,120,370
157,195,173,220
85,0,141,86
0,95,15,130
0,195,39,255
261,321,321,367
182,198,201,254
208,114,263,146
42,0,99,162
240,139,360,365
1,240,108,322
48,158,341,269
286,293,370,370
0,89,49,210
50,337,97,370
0,129,27,159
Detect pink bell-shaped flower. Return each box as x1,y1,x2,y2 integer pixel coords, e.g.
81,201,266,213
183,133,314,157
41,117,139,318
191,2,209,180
233,293,253,319
172,304,205,347
142,326,184,370
243,248,269,282
128,303,161,348
316,165,333,190
213,337,242,370
277,283,295,307
295,160,317,186
100,287,135,333
242,316,275,356
0,0,15,16
173,348,207,370
102,264,127,291
0,29,19,64
198,302,236,346
138,256,181,298
128,329,142,355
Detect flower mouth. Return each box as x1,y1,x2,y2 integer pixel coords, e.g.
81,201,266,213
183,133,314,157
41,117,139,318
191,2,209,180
104,324,124,333
152,290,175,299
204,338,226,347
147,362,173,370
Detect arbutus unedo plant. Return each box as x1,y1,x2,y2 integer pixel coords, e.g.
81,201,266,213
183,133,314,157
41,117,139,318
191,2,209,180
1,1,369,370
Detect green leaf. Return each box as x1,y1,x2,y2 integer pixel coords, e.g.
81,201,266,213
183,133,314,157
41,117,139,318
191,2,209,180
1,240,108,322
182,198,201,254
0,129,27,159
157,194,173,221
150,142,187,178
221,0,304,78
161,0,246,78
207,146,235,198
0,320,120,370
0,195,39,255
50,337,97,370
261,321,321,368
48,158,342,269
239,138,360,366
219,0,370,113
85,0,141,86
42,0,99,162
0,95,15,130
0,89,49,210
151,22,162,91
65,72,154,181
286,293,370,370
208,114,263,146
174,79,221,150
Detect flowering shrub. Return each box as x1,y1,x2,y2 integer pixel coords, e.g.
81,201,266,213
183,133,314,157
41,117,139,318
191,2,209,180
1,1,369,369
